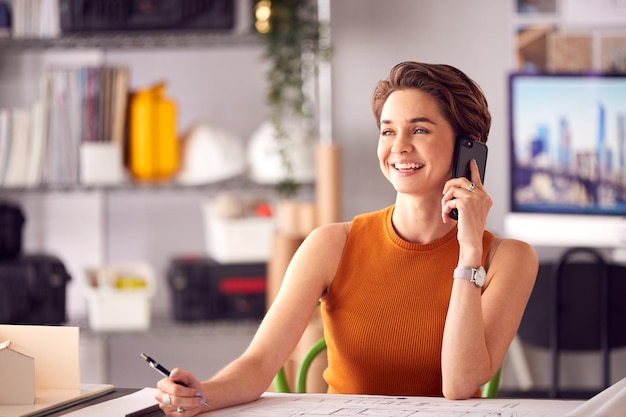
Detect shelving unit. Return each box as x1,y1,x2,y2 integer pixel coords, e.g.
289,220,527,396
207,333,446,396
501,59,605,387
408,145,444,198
0,1,279,386
0,31,262,51
0,4,273,300
511,0,626,73
0,175,276,194
0,0,336,389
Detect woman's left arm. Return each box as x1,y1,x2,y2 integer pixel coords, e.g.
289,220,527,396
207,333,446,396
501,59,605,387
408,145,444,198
441,161,538,399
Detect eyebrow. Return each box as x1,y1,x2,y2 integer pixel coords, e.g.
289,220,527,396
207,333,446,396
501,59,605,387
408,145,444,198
379,116,436,125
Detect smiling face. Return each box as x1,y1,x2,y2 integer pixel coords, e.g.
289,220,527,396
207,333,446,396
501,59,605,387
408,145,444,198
377,88,456,196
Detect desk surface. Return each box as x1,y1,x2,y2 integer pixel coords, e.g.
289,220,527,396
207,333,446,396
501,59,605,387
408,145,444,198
36,382,626,417
47,389,163,417
26,389,584,417
206,393,585,416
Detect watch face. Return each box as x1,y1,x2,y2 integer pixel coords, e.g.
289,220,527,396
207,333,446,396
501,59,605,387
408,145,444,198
473,267,486,287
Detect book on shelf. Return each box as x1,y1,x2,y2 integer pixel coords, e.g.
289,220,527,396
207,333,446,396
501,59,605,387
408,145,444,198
76,65,129,146
10,0,61,39
25,99,46,186
111,67,130,147
43,69,80,186
3,107,32,188
0,65,130,189
0,96,49,188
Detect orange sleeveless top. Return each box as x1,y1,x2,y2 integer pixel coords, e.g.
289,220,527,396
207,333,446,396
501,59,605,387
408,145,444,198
321,205,494,396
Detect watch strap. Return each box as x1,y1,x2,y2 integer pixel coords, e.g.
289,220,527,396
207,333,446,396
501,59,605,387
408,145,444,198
453,266,486,287
453,266,474,280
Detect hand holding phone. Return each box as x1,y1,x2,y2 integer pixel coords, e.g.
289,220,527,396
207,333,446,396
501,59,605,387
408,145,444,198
449,136,488,220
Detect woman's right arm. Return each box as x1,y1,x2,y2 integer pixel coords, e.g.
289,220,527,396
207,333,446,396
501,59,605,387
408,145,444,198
156,222,349,416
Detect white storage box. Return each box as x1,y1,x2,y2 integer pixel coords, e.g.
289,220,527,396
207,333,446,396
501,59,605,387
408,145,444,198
202,203,276,263
84,262,156,331
79,142,125,185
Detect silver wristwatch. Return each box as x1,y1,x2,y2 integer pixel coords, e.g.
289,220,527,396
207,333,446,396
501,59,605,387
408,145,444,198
453,266,486,288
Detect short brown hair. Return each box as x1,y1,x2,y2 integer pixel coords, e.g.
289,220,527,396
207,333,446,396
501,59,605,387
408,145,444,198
372,62,491,143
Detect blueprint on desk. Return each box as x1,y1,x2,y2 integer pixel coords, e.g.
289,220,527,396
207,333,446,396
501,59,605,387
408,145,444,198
205,392,584,417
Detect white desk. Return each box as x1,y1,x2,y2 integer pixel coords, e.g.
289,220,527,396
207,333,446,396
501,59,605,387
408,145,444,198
66,389,585,417
205,392,584,417
61,376,626,417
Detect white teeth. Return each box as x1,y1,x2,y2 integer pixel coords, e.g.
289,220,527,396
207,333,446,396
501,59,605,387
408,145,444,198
394,162,423,170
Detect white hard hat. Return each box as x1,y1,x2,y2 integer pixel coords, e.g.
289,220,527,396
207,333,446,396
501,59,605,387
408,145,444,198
247,119,316,185
177,123,246,185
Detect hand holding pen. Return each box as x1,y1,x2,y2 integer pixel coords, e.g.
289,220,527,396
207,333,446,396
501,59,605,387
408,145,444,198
141,353,208,415
141,353,187,385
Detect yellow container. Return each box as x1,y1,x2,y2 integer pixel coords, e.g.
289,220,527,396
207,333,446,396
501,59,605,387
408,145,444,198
129,83,179,181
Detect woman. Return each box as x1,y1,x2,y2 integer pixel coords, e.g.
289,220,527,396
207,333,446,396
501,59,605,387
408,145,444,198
155,61,538,415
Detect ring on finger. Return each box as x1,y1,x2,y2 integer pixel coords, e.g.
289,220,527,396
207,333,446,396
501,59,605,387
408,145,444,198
163,393,171,406
177,406,185,413
467,182,475,192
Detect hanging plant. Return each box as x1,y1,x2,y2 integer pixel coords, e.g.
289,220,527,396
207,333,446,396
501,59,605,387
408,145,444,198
254,0,331,198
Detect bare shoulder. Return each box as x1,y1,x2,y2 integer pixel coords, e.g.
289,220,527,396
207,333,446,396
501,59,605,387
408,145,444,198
486,237,538,287
492,237,537,263
306,221,350,243
292,221,351,262
292,222,351,290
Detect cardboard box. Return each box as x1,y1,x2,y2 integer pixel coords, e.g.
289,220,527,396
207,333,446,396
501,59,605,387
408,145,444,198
0,340,35,405
547,34,593,72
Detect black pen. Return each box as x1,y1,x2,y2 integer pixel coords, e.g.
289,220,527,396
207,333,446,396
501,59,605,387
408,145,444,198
141,353,187,386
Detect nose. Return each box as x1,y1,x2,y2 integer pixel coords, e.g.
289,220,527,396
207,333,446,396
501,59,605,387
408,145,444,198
391,132,412,154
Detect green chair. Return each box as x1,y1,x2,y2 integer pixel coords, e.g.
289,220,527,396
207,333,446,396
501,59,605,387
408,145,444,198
274,338,327,394
274,337,502,397
480,367,501,398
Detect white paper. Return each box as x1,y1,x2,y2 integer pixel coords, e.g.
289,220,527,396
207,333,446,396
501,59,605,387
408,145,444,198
53,379,626,417
64,388,158,417
565,377,626,417
204,392,584,417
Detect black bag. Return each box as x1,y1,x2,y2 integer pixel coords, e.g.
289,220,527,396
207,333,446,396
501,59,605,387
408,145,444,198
167,257,266,322
60,0,235,33
0,201,26,261
0,254,72,325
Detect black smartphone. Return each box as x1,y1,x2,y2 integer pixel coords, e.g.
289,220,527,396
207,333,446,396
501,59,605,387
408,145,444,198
449,136,488,220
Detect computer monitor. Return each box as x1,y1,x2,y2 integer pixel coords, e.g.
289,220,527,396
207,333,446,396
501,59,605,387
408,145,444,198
505,72,626,248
